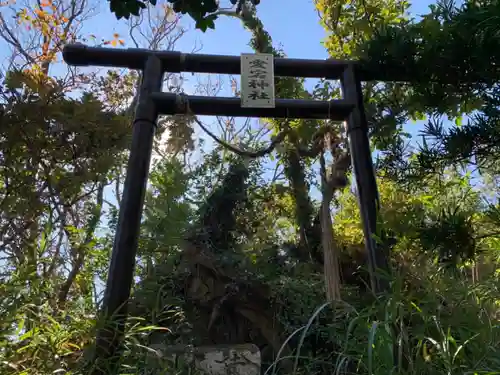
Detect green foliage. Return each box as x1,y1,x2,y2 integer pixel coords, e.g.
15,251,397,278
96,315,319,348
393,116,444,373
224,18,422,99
187,158,249,257
315,0,412,150
359,1,500,114
334,170,498,271
107,0,262,31
272,275,500,375
0,67,134,373
0,302,95,374
359,1,500,177
108,0,157,19
141,157,192,256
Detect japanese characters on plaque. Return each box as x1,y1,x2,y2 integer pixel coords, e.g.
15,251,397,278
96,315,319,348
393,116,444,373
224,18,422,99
240,53,275,108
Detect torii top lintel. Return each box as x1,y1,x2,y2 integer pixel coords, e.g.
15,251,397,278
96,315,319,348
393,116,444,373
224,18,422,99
62,43,401,82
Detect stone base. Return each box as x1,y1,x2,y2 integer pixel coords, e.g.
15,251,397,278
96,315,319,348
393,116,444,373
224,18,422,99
147,343,261,375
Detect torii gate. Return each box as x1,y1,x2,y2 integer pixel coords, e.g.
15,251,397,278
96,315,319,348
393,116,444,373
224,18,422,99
63,43,390,373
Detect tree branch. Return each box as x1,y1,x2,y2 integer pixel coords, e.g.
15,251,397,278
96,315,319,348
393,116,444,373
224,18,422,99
193,117,287,158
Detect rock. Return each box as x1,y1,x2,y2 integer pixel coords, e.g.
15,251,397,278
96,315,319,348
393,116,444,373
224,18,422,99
147,343,261,375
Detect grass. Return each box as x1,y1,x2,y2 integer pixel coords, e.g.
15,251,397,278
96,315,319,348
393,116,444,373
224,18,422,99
269,271,500,375
2,265,500,375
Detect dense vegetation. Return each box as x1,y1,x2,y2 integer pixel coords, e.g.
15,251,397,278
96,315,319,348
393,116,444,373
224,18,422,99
1,0,500,374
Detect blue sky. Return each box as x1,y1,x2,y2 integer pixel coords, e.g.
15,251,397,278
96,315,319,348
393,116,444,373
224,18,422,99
85,0,437,59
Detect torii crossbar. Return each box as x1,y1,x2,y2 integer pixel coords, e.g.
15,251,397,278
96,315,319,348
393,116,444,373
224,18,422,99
62,43,389,373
